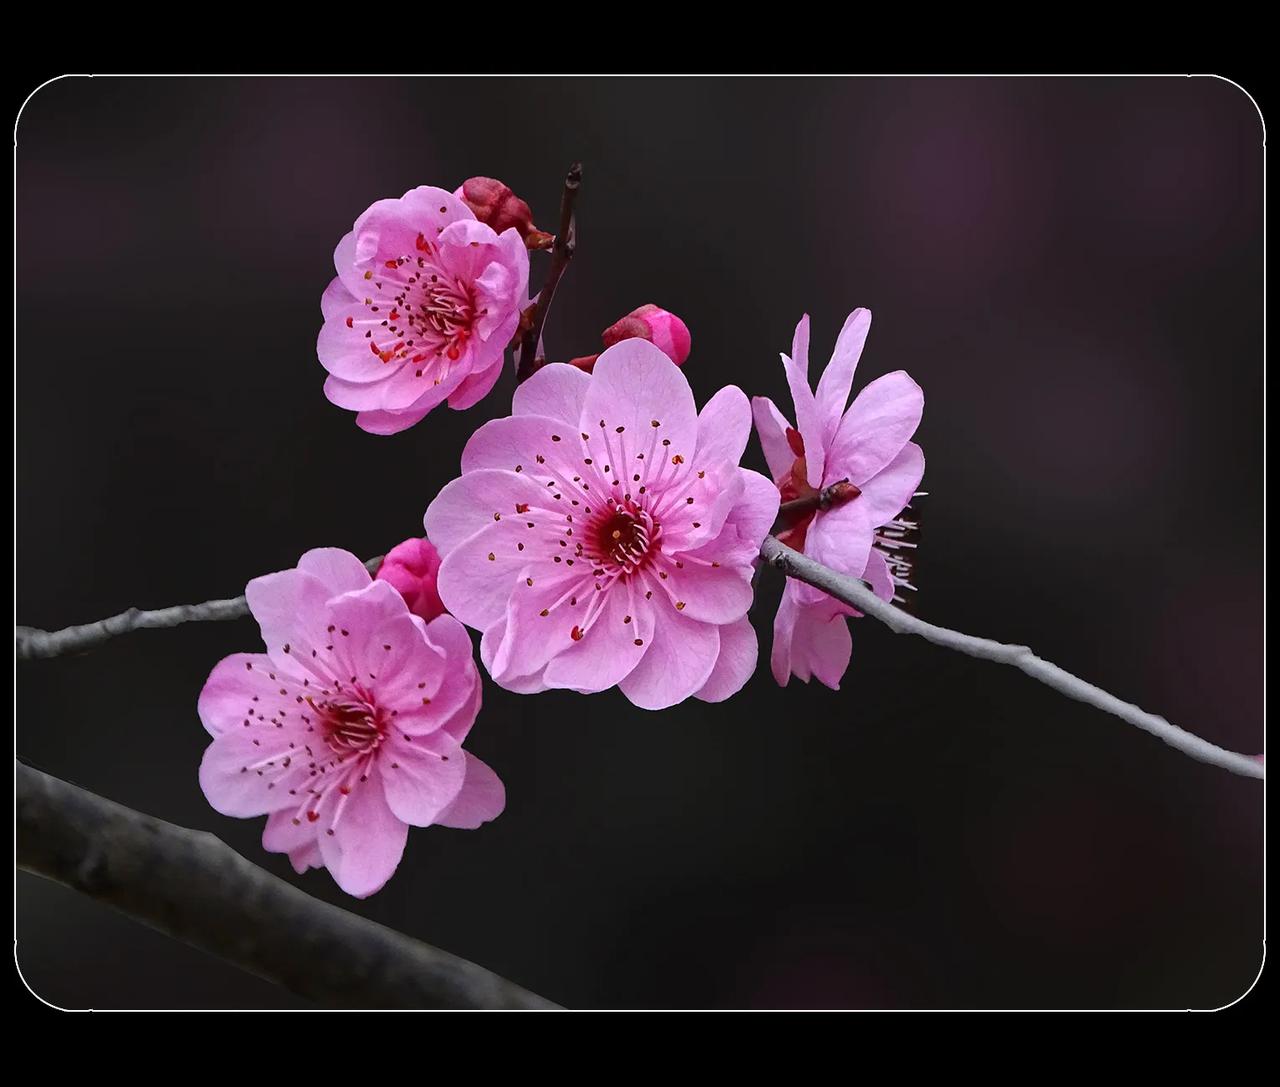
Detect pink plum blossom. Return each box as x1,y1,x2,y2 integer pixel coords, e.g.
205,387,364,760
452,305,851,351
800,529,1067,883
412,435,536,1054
424,339,779,710
318,186,530,435
197,548,502,898
752,309,925,689
376,536,446,623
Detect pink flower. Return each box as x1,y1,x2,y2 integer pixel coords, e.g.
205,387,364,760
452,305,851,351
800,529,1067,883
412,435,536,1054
318,186,530,435
376,537,446,623
197,548,503,898
752,310,925,689
424,339,779,709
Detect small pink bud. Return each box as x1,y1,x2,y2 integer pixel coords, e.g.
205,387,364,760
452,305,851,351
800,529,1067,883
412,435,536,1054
599,304,691,366
375,537,445,623
455,177,552,250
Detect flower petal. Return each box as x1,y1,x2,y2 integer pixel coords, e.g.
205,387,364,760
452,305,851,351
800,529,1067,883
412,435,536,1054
581,338,699,467
814,308,872,443
512,362,591,425
617,603,720,710
827,371,923,487
695,385,752,467
541,579,654,692
857,442,925,526
694,615,758,703
435,753,506,830
751,395,796,484
316,767,409,898
379,729,467,828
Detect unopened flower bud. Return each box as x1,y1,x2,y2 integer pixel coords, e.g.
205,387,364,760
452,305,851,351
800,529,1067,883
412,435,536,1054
567,353,600,372
455,177,552,250
375,537,445,623
600,304,691,366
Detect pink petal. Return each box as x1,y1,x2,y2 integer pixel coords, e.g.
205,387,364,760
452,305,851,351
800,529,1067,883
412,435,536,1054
861,547,895,602
480,618,551,694
814,308,872,444
297,547,373,596
782,314,825,488
802,502,876,599
827,371,923,487
541,580,654,692
581,338,699,467
695,385,752,467
694,615,758,703
198,652,277,737
751,396,796,483
435,753,507,830
857,442,926,526
435,526,534,632
511,362,591,426
617,604,720,710
424,468,554,557
199,727,313,819
460,413,586,480
771,588,852,689
646,554,753,625
684,468,780,569
379,729,468,828
244,567,336,677
262,809,321,873
316,767,409,899
489,569,590,684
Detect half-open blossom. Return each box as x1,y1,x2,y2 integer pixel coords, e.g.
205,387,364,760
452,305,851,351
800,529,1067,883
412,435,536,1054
318,186,530,435
425,339,778,709
197,548,502,898
752,309,925,688
569,304,691,372
376,537,446,623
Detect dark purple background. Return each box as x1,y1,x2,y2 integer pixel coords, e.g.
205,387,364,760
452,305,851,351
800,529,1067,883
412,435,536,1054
16,76,1263,1009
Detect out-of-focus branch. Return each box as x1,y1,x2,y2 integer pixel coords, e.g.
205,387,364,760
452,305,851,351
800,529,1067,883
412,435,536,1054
15,557,383,660
16,761,559,1010
760,536,1264,781
515,163,582,384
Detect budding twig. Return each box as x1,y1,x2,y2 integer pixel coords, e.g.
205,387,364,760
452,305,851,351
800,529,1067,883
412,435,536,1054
15,557,383,661
759,536,1264,781
16,761,559,1009
515,163,582,384
775,479,860,522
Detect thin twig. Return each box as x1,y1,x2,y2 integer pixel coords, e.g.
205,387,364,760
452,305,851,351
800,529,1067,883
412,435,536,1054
16,544,1264,780
515,163,582,383
16,557,384,661
16,761,560,1009
775,479,859,521
760,536,1264,781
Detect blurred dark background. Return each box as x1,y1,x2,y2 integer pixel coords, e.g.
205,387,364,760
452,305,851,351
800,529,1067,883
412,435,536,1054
15,76,1263,1009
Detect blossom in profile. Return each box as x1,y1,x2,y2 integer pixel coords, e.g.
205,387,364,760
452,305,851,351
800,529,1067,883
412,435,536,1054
425,340,778,709
376,537,446,624
197,548,502,897
318,186,530,435
752,309,924,688
568,304,691,372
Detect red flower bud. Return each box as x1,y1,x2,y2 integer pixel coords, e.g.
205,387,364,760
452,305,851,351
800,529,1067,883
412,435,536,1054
599,304,691,366
455,177,552,250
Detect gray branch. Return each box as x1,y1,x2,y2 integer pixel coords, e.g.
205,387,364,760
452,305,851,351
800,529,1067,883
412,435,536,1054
16,761,559,1010
760,536,1264,781
16,557,383,660
16,544,1263,780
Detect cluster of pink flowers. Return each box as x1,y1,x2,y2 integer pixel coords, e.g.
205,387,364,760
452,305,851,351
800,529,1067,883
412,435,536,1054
199,175,925,897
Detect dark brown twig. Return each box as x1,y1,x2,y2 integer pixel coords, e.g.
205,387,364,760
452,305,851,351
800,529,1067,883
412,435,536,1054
774,479,860,523
515,163,582,383
16,761,561,1009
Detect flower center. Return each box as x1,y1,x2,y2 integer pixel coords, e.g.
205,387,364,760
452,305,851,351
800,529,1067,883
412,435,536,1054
592,502,657,574
310,691,387,756
382,237,478,363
